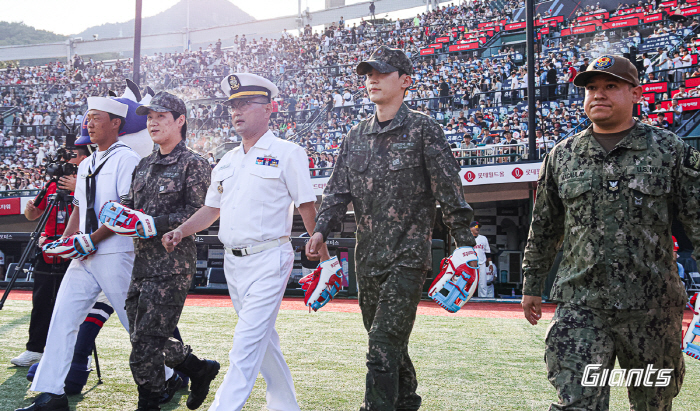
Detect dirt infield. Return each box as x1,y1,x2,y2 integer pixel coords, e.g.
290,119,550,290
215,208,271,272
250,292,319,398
7,289,696,325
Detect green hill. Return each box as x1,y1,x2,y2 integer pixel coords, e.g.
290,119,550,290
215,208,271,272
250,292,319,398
0,22,67,47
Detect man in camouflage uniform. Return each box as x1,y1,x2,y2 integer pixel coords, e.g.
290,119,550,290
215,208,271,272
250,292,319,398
123,92,219,411
522,55,700,410
306,46,476,411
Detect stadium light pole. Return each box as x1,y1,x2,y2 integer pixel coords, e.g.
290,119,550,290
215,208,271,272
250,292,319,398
133,0,143,86
526,0,537,160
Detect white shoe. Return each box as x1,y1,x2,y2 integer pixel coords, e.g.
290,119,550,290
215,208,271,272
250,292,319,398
86,355,92,370
11,350,43,367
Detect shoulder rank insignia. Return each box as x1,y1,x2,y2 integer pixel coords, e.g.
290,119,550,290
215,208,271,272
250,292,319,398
685,146,700,171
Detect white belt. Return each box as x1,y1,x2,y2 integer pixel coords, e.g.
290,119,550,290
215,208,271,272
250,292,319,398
225,236,290,257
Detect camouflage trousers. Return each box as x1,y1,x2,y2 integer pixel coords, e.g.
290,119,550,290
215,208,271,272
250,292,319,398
545,304,685,411
125,274,192,391
357,266,428,411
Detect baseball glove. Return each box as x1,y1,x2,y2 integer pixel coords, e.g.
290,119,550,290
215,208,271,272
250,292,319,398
43,233,97,260
684,292,700,360
99,201,157,239
428,246,479,313
299,256,344,312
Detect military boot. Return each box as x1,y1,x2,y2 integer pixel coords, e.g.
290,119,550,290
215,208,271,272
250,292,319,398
174,353,220,410
135,385,160,411
159,372,182,404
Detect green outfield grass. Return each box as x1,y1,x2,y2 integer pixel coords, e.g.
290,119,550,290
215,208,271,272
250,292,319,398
1,300,698,410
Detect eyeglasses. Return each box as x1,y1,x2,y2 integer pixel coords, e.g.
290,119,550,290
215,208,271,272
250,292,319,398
227,99,269,113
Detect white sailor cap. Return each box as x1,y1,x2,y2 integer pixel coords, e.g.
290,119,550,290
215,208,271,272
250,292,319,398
220,73,279,103
87,96,128,117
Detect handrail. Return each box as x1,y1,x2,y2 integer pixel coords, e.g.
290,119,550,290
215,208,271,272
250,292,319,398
676,109,700,137
0,188,39,197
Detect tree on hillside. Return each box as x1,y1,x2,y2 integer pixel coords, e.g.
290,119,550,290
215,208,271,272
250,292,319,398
0,22,67,47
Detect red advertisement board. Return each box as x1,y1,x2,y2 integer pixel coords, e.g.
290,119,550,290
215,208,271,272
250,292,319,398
643,13,663,23
429,43,443,49
642,82,668,93
643,93,656,104
577,11,609,21
571,24,596,35
682,6,700,15
535,15,564,26
0,198,20,216
610,12,644,21
448,43,479,52
660,97,700,110
686,76,700,88
602,18,639,30
436,36,450,43
420,48,435,56
505,21,527,31
649,112,673,123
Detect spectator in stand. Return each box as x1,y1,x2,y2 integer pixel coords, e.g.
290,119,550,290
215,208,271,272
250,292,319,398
546,63,558,101
671,99,683,129
503,129,518,148
565,62,577,98
656,47,672,81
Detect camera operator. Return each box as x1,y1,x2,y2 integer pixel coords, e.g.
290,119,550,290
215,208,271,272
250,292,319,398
10,145,88,367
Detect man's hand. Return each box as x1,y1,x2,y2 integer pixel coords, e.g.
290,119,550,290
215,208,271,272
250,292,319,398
58,175,76,192
306,232,328,260
162,229,183,253
37,236,47,247
25,199,37,214
522,295,542,326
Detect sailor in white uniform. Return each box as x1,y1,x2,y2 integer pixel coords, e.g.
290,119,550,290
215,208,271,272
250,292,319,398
18,97,173,411
163,73,328,411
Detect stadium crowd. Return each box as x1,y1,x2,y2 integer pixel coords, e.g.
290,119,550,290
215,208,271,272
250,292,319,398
2,0,700,191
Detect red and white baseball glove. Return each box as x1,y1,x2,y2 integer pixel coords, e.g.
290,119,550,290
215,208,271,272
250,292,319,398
299,256,344,312
42,233,97,260
98,201,157,239
428,246,479,313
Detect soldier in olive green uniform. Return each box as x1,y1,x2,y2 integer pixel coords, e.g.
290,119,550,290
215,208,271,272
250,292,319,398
522,55,700,410
308,46,476,411
123,92,219,411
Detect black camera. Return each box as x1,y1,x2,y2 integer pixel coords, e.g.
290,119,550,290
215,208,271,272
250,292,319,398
45,134,79,179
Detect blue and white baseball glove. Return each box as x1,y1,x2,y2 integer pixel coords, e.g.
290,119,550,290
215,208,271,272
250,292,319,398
43,233,97,260
428,246,479,313
299,256,344,312
99,201,157,239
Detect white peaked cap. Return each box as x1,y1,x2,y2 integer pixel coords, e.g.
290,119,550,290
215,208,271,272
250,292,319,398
87,97,128,117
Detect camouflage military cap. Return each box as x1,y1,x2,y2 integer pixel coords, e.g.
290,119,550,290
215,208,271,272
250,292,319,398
136,91,187,116
356,45,414,76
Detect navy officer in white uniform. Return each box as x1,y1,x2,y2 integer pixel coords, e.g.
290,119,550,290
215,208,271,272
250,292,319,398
18,97,175,411
162,73,329,411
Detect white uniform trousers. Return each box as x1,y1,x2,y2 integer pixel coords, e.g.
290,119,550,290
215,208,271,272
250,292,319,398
31,252,173,394
208,243,300,411
477,264,494,298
